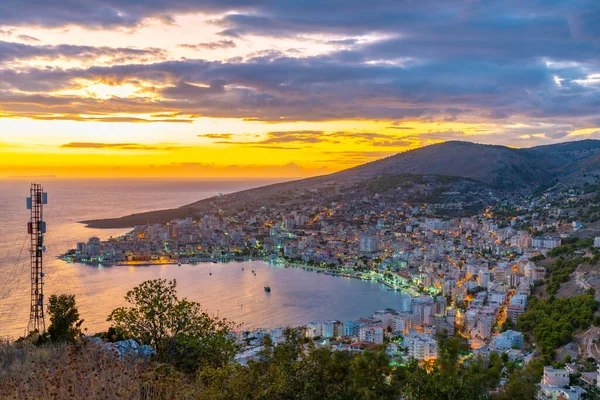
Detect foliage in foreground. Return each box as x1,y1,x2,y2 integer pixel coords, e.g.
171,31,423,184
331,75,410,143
107,279,238,372
195,331,542,400
46,293,84,343
0,279,547,399
0,332,543,400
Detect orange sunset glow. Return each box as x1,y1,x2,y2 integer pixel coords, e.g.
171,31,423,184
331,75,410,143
1,3,599,178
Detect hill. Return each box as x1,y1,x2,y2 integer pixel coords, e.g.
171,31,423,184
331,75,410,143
84,139,600,228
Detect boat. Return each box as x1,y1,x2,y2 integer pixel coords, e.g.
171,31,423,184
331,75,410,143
211,260,218,264
209,272,212,276
264,286,271,292
178,262,182,266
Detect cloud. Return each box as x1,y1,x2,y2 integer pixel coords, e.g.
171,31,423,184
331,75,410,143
371,139,413,147
60,142,191,151
209,131,327,147
29,115,193,123
17,34,40,42
179,40,236,50
217,29,245,38
259,131,324,144
544,128,571,139
325,38,358,46
246,145,302,150
0,41,167,64
198,133,234,139
0,51,598,130
202,130,419,149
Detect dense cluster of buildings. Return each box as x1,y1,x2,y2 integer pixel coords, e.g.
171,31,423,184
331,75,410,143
65,199,566,353
66,183,600,395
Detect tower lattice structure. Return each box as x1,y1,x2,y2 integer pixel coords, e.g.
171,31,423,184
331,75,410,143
27,183,47,333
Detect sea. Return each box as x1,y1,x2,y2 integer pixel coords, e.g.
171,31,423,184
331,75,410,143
0,179,408,339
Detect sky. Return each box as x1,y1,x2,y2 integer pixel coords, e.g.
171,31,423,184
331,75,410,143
0,0,599,178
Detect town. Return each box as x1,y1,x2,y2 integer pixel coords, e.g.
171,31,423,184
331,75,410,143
63,182,600,399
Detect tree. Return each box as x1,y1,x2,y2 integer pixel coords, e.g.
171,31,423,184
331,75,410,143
107,279,238,372
46,294,84,343
495,359,543,400
501,317,515,332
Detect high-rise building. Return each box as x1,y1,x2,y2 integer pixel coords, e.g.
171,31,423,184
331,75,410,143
392,313,412,334
76,242,88,255
478,270,492,287
305,322,322,338
167,224,179,238
342,321,361,337
434,296,447,316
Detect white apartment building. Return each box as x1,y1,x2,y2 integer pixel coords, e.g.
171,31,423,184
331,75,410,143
542,366,570,387
359,326,384,344
476,314,495,340
406,333,438,361
306,322,322,338
510,294,528,308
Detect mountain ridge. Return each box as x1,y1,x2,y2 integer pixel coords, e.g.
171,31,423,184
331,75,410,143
83,139,600,229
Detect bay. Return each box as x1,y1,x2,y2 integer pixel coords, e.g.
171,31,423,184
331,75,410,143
0,179,406,338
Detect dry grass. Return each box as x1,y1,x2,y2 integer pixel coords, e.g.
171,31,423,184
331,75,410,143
0,338,194,400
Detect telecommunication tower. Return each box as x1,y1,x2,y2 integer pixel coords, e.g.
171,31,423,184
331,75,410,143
26,183,47,333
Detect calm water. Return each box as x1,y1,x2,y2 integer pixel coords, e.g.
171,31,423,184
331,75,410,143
0,179,407,338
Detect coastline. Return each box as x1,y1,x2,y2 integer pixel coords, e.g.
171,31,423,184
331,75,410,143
61,254,420,297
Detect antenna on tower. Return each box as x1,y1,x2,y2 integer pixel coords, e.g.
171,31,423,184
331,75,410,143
26,183,47,333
